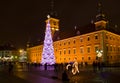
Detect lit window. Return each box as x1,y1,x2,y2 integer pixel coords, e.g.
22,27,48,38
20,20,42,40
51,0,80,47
110,46,112,51
106,35,108,39
118,47,120,51
95,46,98,52
110,36,112,40
82,57,84,60
75,57,77,60
60,51,62,55
73,48,76,54
88,57,91,60
106,46,108,51
111,56,112,59
68,42,70,45
68,49,70,54
64,49,66,54
73,40,76,44
113,37,115,40
56,49,57,51
53,22,56,25
114,47,115,51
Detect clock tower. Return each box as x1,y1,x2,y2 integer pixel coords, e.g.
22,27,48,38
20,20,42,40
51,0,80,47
45,16,59,38
94,2,108,30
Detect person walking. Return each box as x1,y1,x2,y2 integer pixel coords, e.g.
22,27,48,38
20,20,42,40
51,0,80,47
8,62,13,75
62,70,69,82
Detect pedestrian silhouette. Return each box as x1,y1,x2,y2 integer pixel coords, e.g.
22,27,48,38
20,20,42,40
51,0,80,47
8,62,13,75
44,63,47,70
62,70,69,82
92,61,97,72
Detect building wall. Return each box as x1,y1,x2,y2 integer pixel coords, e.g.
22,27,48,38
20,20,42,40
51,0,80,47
105,31,120,63
0,50,19,61
27,30,120,64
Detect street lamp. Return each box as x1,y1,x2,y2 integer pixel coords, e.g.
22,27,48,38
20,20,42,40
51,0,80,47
19,49,27,62
96,49,103,62
19,49,23,54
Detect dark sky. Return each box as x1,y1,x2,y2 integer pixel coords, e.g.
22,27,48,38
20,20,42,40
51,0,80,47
0,0,120,49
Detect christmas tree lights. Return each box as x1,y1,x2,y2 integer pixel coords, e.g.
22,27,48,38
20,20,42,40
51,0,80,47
41,15,55,65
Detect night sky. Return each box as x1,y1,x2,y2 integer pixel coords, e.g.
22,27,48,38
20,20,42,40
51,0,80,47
0,0,120,49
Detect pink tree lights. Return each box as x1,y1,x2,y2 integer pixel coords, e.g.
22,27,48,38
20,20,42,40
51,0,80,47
41,15,55,65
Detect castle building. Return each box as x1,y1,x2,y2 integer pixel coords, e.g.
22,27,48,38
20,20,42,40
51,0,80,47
27,3,120,64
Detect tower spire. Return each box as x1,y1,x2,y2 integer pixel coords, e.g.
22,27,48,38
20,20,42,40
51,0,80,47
49,0,57,17
96,1,106,21
51,0,54,12
94,1,108,30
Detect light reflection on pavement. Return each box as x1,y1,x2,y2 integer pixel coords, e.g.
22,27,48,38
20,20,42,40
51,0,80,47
0,63,120,83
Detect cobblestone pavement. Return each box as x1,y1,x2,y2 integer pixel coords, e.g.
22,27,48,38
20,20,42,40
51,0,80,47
0,64,120,83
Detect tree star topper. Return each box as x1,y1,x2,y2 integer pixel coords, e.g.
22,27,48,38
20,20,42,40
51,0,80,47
47,15,50,19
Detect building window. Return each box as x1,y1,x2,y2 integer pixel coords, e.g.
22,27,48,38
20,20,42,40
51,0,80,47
95,34,98,39
80,47,83,53
80,38,83,42
87,36,90,41
73,48,76,54
87,47,90,53
64,42,66,45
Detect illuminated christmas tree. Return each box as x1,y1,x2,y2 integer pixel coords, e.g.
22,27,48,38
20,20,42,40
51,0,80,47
41,15,55,65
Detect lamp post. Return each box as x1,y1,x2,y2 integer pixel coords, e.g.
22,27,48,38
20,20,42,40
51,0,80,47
19,49,27,62
96,49,103,62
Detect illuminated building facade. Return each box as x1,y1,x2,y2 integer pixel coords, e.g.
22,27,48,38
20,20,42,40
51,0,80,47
27,16,120,64
27,3,120,64
0,44,19,62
